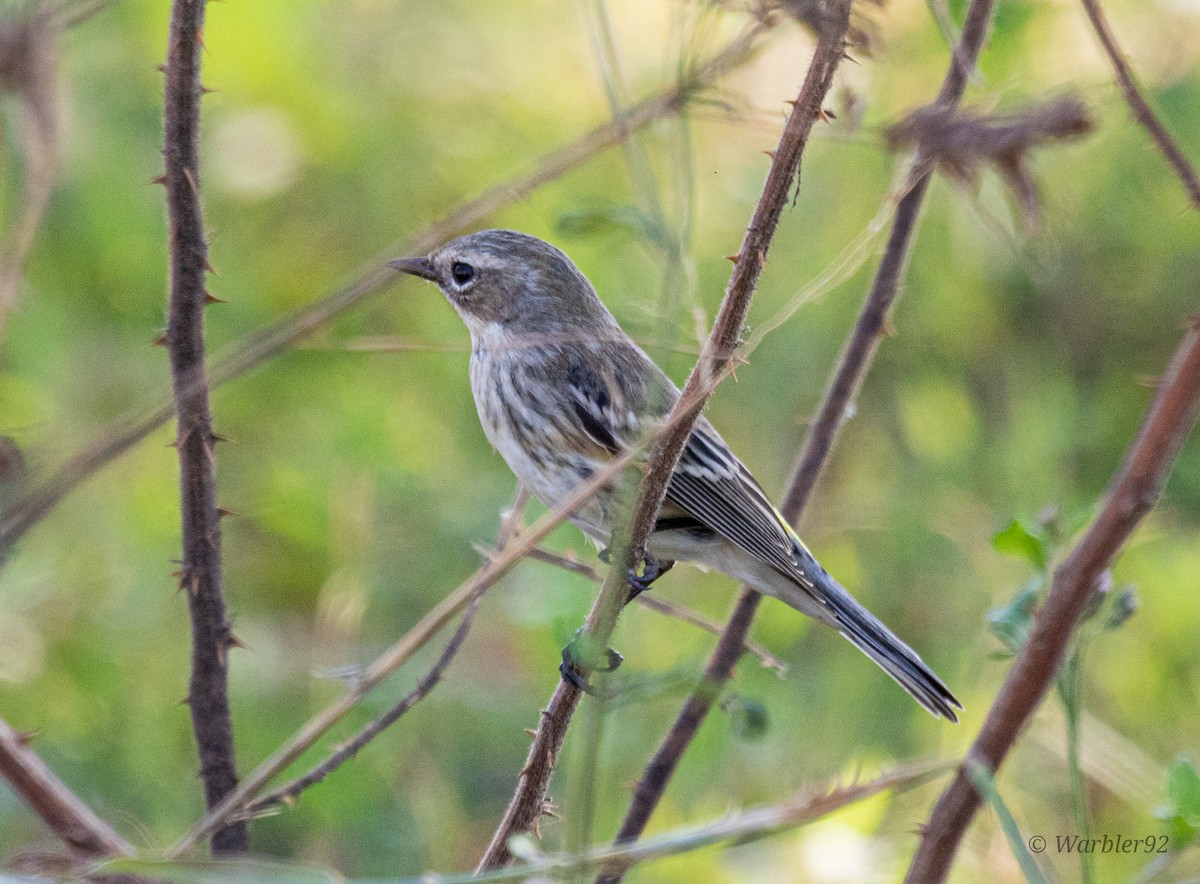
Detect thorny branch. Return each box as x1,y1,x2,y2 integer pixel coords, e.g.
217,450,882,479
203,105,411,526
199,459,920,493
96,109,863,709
476,5,851,871
0,19,770,559
907,332,1200,879
601,0,997,873
1078,0,1200,209
162,0,246,854
0,716,134,858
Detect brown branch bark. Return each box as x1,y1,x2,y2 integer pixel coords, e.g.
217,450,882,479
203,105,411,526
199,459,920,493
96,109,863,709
0,21,768,559
0,716,134,857
907,320,1200,880
600,0,997,873
1079,0,1200,209
476,9,851,871
162,0,246,855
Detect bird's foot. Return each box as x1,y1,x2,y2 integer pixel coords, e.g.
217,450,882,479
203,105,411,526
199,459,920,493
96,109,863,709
559,629,623,695
625,554,674,604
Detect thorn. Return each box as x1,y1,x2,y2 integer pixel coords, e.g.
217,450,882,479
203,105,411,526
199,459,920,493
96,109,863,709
784,99,798,107
843,53,861,65
531,817,542,840
201,439,216,465
170,569,183,579
149,173,166,186
723,253,740,263
216,506,241,519
762,149,776,159
195,28,206,52
203,255,218,275
151,331,168,347
182,167,198,195
281,794,295,807
14,729,36,747
227,632,249,650
819,107,836,122
180,695,191,706
210,432,231,444
155,63,167,74
882,314,898,337
524,728,537,739
199,84,217,95
204,291,225,305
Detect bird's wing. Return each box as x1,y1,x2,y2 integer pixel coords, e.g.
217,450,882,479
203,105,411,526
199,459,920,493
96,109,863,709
665,421,812,583
562,346,812,588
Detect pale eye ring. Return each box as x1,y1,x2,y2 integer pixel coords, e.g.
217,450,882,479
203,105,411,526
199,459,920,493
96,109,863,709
450,261,475,286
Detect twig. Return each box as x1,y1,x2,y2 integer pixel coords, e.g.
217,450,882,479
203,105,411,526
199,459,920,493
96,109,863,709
238,487,528,819
519,546,786,672
162,0,245,854
0,716,134,857
0,3,60,341
601,0,997,873
477,5,850,870
242,592,486,819
1078,0,1200,209
433,763,944,883
907,320,1200,880
0,20,770,559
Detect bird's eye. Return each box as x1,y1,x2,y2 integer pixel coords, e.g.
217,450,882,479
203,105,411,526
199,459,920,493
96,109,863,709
450,261,476,286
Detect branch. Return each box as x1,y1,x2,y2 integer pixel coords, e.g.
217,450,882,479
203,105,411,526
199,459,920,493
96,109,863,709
907,320,1200,880
0,716,134,858
441,763,943,883
477,7,851,870
1079,0,1200,209
602,0,997,872
162,0,245,854
0,20,769,559
239,487,528,819
519,546,785,672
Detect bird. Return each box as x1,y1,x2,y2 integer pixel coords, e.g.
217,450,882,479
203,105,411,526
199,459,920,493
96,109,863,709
390,229,961,721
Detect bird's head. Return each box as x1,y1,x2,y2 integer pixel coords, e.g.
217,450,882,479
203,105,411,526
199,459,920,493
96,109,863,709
390,229,615,343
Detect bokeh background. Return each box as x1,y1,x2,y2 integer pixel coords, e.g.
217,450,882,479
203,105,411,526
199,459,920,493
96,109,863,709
1,0,1198,880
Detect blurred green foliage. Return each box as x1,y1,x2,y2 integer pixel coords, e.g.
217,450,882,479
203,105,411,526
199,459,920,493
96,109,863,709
0,0,1198,881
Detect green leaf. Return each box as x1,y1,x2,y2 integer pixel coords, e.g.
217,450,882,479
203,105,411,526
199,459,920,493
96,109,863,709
722,694,770,741
992,519,1047,570
987,577,1043,655
966,762,1051,884
1104,586,1139,630
1153,757,1200,848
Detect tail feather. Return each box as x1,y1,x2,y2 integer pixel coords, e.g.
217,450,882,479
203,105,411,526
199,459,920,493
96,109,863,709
794,544,962,722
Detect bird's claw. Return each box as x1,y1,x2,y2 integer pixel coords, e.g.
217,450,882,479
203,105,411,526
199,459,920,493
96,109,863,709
559,630,623,695
625,553,674,604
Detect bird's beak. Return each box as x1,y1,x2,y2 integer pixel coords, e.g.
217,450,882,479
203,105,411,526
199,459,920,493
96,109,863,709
388,256,439,282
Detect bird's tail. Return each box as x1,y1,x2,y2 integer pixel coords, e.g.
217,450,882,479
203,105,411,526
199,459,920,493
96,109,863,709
791,541,962,722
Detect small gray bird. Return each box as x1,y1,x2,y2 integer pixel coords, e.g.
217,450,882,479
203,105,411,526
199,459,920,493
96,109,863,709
391,229,960,721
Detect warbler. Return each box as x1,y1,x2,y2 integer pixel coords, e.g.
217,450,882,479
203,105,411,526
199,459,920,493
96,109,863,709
390,229,960,721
